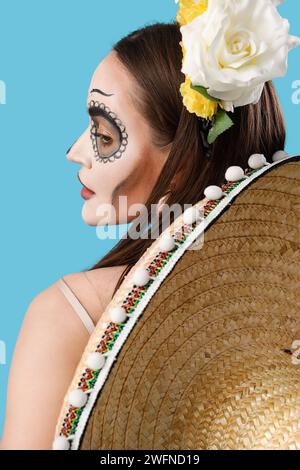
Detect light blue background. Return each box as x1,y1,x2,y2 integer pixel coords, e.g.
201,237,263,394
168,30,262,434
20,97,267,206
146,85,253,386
0,0,299,439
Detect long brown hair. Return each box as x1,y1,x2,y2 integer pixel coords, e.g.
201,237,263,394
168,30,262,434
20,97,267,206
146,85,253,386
86,21,286,294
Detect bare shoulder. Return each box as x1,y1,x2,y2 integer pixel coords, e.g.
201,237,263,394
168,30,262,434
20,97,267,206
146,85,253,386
0,266,129,450
62,265,129,325
0,279,93,450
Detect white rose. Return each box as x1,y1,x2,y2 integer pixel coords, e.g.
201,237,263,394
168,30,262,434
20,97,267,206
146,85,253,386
181,0,300,112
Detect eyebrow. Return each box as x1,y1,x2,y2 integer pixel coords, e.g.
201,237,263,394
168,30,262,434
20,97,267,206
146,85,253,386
90,88,114,97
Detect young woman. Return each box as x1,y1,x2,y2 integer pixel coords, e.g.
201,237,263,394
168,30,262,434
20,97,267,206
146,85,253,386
1,9,299,450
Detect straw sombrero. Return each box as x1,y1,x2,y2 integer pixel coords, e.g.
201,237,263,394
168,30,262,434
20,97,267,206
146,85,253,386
53,154,300,450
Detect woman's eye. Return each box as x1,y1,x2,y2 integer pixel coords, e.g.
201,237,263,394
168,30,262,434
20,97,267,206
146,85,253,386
92,131,112,146
90,121,121,159
98,134,112,145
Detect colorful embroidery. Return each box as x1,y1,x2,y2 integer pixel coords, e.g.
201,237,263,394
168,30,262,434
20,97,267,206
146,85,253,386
56,170,259,442
61,407,84,437
54,157,297,450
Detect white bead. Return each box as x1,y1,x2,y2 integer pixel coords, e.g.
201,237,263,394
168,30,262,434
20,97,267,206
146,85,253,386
291,339,300,350
225,166,245,182
110,305,127,324
68,389,88,408
52,435,70,450
291,353,300,365
204,185,224,201
272,150,289,162
248,154,267,169
133,268,150,287
85,352,106,370
159,234,176,252
183,206,203,225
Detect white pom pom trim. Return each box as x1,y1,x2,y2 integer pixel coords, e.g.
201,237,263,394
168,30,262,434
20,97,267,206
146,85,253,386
225,166,245,182
85,352,106,370
204,185,224,201
272,150,289,162
110,306,128,324
291,339,300,350
183,206,203,225
248,154,267,170
68,389,88,408
52,435,70,450
133,268,151,287
159,234,176,252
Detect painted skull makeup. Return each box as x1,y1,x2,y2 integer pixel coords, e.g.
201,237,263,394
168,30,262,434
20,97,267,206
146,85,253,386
88,100,128,163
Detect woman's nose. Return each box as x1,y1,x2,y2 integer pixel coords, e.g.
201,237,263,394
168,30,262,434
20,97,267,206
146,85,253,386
66,129,92,169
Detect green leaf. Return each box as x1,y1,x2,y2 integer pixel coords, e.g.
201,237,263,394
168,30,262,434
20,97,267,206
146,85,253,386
190,84,220,103
207,110,234,144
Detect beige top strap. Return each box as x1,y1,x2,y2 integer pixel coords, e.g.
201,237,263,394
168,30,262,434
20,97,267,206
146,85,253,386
57,278,95,335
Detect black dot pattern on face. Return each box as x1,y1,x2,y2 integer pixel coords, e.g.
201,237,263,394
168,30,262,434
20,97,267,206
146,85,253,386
89,100,128,164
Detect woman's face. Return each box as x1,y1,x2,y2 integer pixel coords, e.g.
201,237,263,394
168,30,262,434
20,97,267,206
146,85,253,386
67,51,170,226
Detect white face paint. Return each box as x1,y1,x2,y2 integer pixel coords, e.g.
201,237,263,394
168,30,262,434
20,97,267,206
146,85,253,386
67,51,170,227
88,98,129,164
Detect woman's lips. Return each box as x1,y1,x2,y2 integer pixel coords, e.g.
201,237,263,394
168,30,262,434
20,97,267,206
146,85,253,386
77,172,95,200
81,186,95,200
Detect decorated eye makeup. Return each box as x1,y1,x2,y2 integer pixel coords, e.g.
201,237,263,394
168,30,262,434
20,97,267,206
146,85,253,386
88,100,128,164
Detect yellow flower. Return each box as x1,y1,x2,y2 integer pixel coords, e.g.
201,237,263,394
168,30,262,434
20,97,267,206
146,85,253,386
180,75,218,120
176,0,208,26
179,40,217,120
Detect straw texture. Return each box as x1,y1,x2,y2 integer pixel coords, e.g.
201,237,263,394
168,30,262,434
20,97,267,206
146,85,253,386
79,159,300,450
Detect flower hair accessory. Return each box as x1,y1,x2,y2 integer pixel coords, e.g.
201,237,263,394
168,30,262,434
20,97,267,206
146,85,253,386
176,0,300,145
